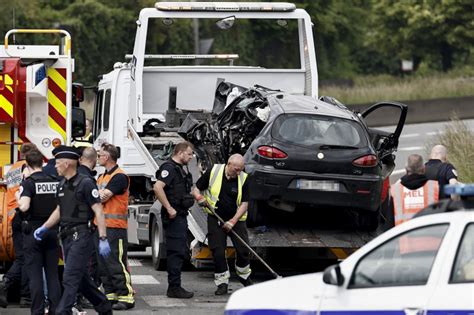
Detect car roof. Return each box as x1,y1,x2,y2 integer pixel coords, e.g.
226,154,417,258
266,93,358,121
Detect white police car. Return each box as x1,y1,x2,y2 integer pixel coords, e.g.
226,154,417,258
225,185,474,315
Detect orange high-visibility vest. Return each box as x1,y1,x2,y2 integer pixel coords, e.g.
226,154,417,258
391,179,439,226
96,166,129,229
5,160,26,221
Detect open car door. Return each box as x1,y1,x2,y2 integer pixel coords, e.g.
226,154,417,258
361,102,408,160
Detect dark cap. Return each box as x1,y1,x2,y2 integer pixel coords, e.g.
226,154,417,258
52,145,80,160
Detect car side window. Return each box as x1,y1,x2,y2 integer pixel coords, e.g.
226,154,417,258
450,223,474,283
349,224,449,288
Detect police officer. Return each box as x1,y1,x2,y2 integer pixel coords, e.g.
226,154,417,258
425,144,459,199
33,145,113,315
96,143,134,310
192,154,253,295
0,143,36,308
16,149,61,314
78,147,98,178
153,141,194,299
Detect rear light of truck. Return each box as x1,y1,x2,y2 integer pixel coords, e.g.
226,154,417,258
352,154,378,167
257,146,288,159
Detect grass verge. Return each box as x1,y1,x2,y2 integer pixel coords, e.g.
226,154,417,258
426,118,474,183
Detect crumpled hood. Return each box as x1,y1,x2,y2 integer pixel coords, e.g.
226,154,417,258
225,272,323,314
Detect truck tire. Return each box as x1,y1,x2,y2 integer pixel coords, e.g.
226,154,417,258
151,217,166,270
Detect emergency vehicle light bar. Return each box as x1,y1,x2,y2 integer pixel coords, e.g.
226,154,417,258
155,2,296,12
125,54,239,60
4,29,72,58
444,184,474,197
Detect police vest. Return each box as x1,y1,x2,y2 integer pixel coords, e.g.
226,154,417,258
73,133,92,148
96,166,129,228
203,164,248,221
58,174,94,224
161,161,194,212
25,173,58,221
391,179,439,226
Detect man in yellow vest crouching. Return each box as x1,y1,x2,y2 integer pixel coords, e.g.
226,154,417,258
193,154,253,296
391,154,439,226
96,143,134,310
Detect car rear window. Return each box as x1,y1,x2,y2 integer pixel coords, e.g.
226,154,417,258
271,114,367,147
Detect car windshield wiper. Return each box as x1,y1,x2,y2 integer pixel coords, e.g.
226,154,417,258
319,144,359,150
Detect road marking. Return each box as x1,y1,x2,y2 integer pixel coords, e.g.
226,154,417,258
128,258,143,267
392,169,405,176
426,131,440,136
131,275,160,285
400,133,420,138
398,146,424,151
142,295,187,307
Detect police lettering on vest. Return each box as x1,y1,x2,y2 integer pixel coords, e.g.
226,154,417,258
21,172,58,221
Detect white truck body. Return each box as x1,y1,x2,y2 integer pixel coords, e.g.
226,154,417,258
93,2,377,267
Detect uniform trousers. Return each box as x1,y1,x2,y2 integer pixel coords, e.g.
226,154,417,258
95,228,134,304
207,215,251,274
163,214,188,287
23,226,61,315
3,213,30,297
57,229,111,315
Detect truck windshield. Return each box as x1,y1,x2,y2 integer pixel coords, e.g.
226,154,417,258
145,17,301,69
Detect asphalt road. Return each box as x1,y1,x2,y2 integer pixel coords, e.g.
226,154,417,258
2,119,473,314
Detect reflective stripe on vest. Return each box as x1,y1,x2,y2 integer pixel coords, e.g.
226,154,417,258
73,133,92,148
5,160,26,212
391,179,439,226
96,167,129,228
203,164,248,221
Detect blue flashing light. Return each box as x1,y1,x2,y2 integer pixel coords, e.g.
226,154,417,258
35,65,46,86
444,184,474,196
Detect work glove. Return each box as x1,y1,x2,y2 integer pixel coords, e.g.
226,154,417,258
196,195,209,209
99,239,111,258
33,225,48,241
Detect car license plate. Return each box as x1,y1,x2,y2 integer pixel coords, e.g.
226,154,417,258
297,180,340,191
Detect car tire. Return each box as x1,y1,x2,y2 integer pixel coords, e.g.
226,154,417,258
380,194,395,231
151,217,166,271
358,209,380,231
247,199,264,227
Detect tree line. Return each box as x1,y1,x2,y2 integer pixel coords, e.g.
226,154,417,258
0,0,472,86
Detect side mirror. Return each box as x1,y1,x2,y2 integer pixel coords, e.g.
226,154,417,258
72,107,86,138
322,264,344,286
72,83,84,107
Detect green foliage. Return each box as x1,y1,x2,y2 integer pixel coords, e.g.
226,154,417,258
369,0,474,72
0,0,472,84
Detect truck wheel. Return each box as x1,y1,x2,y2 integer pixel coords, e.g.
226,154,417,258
151,217,166,270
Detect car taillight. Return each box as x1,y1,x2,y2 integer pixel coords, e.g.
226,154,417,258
352,154,378,167
257,146,288,159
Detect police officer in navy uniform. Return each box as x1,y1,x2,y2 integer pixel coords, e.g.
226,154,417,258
16,149,61,315
153,141,195,299
425,144,459,199
33,145,113,315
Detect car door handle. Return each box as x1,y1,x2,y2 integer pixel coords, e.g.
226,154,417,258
404,307,423,315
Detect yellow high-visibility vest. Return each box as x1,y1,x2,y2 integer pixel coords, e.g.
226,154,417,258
204,164,248,221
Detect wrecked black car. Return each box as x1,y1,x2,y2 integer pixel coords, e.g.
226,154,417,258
179,82,407,230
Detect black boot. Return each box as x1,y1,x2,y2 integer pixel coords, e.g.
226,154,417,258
166,286,194,299
0,279,9,308
238,277,254,287
214,283,228,295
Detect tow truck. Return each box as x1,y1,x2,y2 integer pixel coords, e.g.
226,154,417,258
0,29,86,263
92,2,388,269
